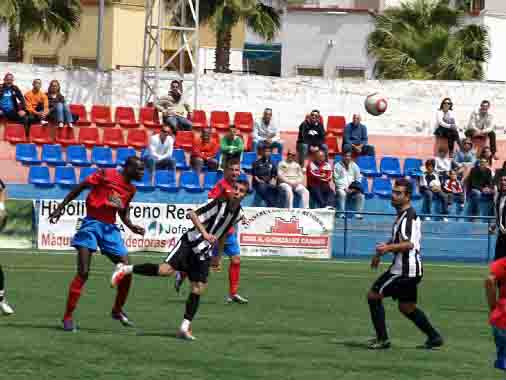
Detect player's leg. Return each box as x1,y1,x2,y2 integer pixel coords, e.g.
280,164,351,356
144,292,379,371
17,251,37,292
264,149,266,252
398,300,443,349
493,326,506,370
224,233,248,304
0,264,14,315
177,281,207,340
367,272,395,349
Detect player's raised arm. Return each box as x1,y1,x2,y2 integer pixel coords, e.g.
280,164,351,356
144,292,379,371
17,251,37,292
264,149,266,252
188,205,217,244
118,200,144,236
48,181,92,224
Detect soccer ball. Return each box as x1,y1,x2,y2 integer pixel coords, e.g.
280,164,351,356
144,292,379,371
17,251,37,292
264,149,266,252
364,93,388,116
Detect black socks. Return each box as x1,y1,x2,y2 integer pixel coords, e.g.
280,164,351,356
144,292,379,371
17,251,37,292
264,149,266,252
0,264,4,301
132,263,159,276
405,308,440,340
184,293,200,321
368,298,388,341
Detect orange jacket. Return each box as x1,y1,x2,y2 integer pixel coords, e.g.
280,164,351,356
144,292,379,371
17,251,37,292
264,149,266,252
191,137,219,161
24,90,49,114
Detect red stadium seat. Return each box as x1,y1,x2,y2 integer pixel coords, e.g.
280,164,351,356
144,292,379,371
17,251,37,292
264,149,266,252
102,128,126,148
78,127,101,147
115,106,139,128
29,125,53,145
174,130,195,151
326,135,340,157
210,111,230,131
139,107,162,129
4,123,27,143
190,110,207,129
127,129,148,149
69,104,91,126
91,105,115,127
234,112,254,133
327,116,346,137
55,127,77,146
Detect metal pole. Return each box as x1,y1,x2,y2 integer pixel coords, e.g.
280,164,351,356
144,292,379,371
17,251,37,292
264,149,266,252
487,219,492,262
343,212,348,257
96,0,105,71
193,0,199,109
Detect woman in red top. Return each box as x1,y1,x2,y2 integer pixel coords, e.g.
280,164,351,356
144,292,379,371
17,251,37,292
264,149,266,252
191,130,219,172
306,149,335,208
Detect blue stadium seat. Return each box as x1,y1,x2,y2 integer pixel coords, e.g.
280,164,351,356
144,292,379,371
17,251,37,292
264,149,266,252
79,167,97,182
155,170,178,192
372,177,392,198
334,155,342,164
357,156,379,177
16,143,41,165
42,144,65,166
133,170,154,191
91,146,115,168
361,177,373,199
67,145,91,167
116,147,137,166
241,152,257,172
271,153,282,167
55,166,77,187
203,171,219,190
173,149,188,170
410,178,421,200
180,171,203,192
380,156,402,177
28,166,52,186
404,158,424,177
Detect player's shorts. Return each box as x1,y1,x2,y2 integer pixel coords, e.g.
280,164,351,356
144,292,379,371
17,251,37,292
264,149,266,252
71,217,128,256
165,238,210,283
371,271,422,303
496,234,506,261
212,231,240,257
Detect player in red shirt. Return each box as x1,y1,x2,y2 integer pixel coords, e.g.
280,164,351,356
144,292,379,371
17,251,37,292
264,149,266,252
48,156,145,331
486,257,506,370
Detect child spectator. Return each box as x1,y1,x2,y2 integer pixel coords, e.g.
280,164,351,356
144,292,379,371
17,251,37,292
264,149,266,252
220,125,244,169
420,159,449,221
46,80,74,128
307,149,334,208
454,138,476,177
443,169,465,217
435,147,456,181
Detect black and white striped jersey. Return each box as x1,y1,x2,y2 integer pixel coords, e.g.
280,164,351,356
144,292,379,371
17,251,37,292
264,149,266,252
495,193,506,235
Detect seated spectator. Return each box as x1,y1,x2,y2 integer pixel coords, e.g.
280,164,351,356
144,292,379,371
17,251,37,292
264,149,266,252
454,138,476,176
467,158,494,218
25,79,49,127
253,107,282,154
252,145,280,207
435,147,456,180
46,80,74,128
0,73,29,136
277,149,309,209
190,129,219,173
443,169,465,217
466,100,498,160
333,150,365,219
155,80,192,132
307,149,335,208
296,109,327,166
434,97,460,157
419,159,449,221
480,146,494,168
220,125,244,169
143,124,176,177
494,161,506,188
342,114,375,157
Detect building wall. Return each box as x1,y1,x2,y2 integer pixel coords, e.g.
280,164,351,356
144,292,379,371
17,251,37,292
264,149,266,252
0,24,8,60
483,14,506,82
111,3,146,68
484,0,506,12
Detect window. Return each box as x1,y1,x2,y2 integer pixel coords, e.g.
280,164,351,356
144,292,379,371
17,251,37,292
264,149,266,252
32,56,58,66
70,57,97,69
336,67,365,79
296,66,323,77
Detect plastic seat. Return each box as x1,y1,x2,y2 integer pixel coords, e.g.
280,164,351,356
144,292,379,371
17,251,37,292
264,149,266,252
42,144,65,166
67,145,91,167
333,155,342,164
326,135,339,157
91,146,115,168
210,111,230,131
234,112,254,132
173,149,188,170
132,171,154,191
4,123,27,143
174,130,194,151
139,107,162,129
79,167,97,182
271,153,282,167
102,128,126,147
30,125,53,144
115,106,139,128
78,127,101,147
357,156,380,177
203,171,219,190
127,129,148,149
190,110,207,129
56,127,76,146
361,177,373,199
241,151,257,172
69,104,91,126
16,143,41,165
91,105,115,127
28,166,52,186
372,177,392,198
404,158,424,177
116,147,137,166
327,116,346,136
180,170,203,192
55,166,77,187
380,156,402,177
155,170,179,192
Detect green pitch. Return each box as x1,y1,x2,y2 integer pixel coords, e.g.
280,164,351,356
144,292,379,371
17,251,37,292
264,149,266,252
0,250,500,380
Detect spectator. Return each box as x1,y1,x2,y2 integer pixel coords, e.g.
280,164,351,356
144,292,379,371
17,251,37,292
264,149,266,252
342,114,375,157
0,73,29,137
443,169,465,217
277,149,309,209
495,162,506,188
296,109,327,166
434,147,456,180
466,100,498,160
307,149,335,208
454,138,476,176
480,146,494,168
190,129,219,172
434,97,460,157
333,150,365,219
252,145,280,207
419,159,449,221
220,125,244,169
46,80,74,128
143,124,176,177
467,158,494,219
24,79,49,127
253,108,283,154
155,80,192,132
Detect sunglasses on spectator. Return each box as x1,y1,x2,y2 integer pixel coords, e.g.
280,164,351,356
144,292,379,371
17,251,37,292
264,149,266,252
443,102,452,105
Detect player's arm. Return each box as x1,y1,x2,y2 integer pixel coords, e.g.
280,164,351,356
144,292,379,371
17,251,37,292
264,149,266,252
48,181,92,223
211,235,227,270
485,274,498,312
189,201,218,244
0,179,7,229
118,200,145,236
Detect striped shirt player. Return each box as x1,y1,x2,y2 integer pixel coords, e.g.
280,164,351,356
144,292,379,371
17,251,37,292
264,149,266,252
0,179,14,315
493,176,506,260
366,178,443,350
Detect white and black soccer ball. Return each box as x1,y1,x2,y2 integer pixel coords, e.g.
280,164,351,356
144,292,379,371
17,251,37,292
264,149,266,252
365,93,388,116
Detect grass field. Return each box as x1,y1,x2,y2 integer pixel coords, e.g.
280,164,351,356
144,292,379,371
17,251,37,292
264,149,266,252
0,250,501,380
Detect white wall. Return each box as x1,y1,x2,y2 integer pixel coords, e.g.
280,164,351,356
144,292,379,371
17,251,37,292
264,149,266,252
484,0,506,13
0,24,8,58
483,14,506,82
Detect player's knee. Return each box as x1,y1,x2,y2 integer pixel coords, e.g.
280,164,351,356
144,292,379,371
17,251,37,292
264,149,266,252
231,255,240,264
367,291,380,301
398,302,415,315
158,263,172,276
78,269,89,281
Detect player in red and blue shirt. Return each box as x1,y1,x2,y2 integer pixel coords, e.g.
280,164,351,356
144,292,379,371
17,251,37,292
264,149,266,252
49,156,145,331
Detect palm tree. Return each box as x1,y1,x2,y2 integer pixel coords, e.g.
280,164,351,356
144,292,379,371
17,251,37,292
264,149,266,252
367,0,490,80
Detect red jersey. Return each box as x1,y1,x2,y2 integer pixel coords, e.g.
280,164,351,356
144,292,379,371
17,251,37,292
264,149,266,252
306,160,332,187
208,178,235,233
84,169,136,224
490,258,506,328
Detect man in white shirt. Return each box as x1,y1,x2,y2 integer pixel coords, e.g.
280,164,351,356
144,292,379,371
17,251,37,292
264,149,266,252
465,100,498,160
333,150,365,218
143,124,176,176
277,149,309,208
253,108,283,154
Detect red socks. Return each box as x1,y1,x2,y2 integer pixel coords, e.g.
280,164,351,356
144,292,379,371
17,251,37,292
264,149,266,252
63,275,86,321
113,274,132,313
229,261,240,296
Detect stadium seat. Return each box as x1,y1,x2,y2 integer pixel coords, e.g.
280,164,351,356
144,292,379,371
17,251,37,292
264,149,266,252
78,127,101,147
271,153,282,167
325,135,339,157
173,149,188,170
234,112,254,132
190,110,207,129
91,146,115,168
380,156,402,177
241,151,257,172
16,143,41,165
127,129,148,149
357,156,380,177
4,123,27,143
180,171,203,192
102,128,126,148
361,177,374,199
155,170,178,192
55,127,76,146
404,158,424,177
210,111,230,131
132,171,154,191
139,106,162,129
239,132,252,152
372,177,392,198
115,106,139,128
174,130,194,151
42,144,65,166
203,171,219,190
334,155,342,164
115,147,137,166
29,125,53,144
67,145,91,167
55,166,77,187
326,116,346,136
28,166,52,186
79,167,97,182
91,105,115,127
69,104,91,126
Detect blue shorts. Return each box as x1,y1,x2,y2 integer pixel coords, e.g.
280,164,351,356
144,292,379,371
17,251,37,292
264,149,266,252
213,231,240,257
71,217,128,256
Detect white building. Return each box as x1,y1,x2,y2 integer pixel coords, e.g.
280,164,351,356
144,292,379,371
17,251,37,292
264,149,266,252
0,24,8,61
